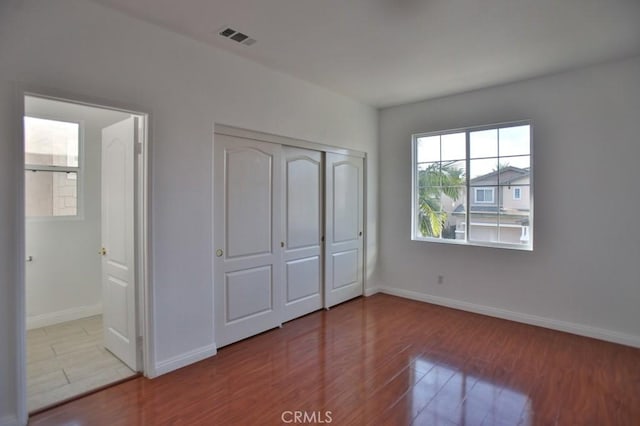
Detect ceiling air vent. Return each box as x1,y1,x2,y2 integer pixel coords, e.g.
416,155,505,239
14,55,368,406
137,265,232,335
218,27,257,47
230,32,248,42
219,28,236,37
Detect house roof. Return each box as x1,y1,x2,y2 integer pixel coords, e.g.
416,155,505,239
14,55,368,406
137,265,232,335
470,166,529,186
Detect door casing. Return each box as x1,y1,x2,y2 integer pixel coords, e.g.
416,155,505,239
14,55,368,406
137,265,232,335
213,124,367,346
14,86,151,422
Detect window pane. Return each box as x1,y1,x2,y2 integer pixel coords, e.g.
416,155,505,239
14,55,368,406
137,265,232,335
441,132,465,161
498,156,530,185
499,180,530,245
24,117,79,167
418,162,441,187
470,158,498,184
499,125,530,156
416,188,443,238
500,155,530,171
441,186,466,212
498,212,530,245
441,186,466,240
501,184,529,209
468,213,498,243
25,170,78,217
470,129,497,158
417,135,440,163
442,160,466,186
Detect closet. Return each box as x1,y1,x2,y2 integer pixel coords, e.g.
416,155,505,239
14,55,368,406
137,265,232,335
213,126,364,347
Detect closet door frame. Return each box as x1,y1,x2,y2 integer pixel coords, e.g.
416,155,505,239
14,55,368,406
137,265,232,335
213,125,367,344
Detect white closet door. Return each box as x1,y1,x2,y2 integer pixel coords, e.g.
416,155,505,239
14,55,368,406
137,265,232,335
325,153,364,308
214,134,283,347
282,146,323,322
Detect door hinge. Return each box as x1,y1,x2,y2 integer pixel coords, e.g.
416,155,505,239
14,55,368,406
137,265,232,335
136,143,143,155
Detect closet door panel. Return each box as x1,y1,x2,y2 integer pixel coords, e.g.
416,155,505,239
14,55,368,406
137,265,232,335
325,153,364,308
282,147,323,322
214,134,282,347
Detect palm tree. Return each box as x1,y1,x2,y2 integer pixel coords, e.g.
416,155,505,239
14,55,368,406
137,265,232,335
417,162,464,238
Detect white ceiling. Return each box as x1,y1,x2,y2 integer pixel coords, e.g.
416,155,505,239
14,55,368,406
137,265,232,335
92,0,640,108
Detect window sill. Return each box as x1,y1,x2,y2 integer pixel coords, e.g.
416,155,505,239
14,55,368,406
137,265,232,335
411,236,533,251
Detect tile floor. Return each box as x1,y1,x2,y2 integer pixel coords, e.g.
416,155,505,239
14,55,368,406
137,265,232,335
27,315,135,412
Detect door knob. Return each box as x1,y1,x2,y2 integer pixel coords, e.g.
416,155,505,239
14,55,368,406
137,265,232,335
99,247,107,256
216,249,224,257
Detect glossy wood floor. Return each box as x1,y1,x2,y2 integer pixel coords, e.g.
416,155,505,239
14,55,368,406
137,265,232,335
30,294,640,425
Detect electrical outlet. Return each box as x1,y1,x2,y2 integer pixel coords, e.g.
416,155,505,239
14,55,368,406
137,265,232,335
437,275,444,284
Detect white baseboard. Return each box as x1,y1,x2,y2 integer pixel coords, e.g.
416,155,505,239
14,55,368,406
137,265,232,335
364,286,380,296
0,415,21,426
378,287,640,349
26,303,103,330
153,343,217,377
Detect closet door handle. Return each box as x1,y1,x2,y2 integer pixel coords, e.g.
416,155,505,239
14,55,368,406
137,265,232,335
216,249,224,257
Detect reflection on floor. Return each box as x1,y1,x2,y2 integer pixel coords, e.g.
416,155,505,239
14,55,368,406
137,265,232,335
27,315,135,412
28,295,640,425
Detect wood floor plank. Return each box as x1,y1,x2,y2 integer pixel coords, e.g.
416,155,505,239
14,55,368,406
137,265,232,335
29,294,640,425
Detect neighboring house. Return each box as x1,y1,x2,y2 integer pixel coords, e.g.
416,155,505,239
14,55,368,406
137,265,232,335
448,166,530,244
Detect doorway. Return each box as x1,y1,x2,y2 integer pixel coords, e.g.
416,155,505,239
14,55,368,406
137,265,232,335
22,94,148,413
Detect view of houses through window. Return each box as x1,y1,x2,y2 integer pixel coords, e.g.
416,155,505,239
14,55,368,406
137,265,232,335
412,122,532,250
24,116,80,217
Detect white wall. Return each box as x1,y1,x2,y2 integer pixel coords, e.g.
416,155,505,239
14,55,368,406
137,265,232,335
378,56,640,347
0,0,378,423
24,97,130,329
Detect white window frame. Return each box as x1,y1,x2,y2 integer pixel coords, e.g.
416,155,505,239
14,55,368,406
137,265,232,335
24,115,84,220
513,187,522,200
474,187,495,204
411,120,533,251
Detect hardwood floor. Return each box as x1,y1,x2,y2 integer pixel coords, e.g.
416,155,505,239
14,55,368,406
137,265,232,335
29,294,640,425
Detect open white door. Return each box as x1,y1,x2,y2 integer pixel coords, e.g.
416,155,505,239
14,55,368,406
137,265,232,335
325,153,364,308
214,134,283,347
101,117,138,371
282,146,323,322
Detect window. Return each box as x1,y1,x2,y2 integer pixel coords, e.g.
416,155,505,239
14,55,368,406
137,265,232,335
412,121,532,250
474,188,494,204
513,187,522,200
24,116,80,217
